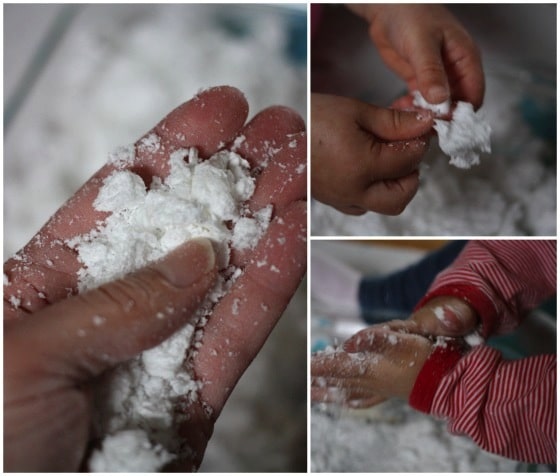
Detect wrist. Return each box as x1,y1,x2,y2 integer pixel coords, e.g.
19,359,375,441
409,340,465,412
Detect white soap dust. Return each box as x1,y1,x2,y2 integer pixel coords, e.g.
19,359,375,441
68,136,271,471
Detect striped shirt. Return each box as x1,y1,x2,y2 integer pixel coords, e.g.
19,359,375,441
409,240,556,464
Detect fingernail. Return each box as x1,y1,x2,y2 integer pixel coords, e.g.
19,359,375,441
416,109,434,122
427,85,449,104
154,238,215,288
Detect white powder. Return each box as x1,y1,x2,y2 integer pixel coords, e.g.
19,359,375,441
413,91,491,169
433,102,492,169
311,403,518,472
89,430,174,472
69,141,271,471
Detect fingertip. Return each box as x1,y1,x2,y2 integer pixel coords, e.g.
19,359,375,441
155,85,249,158
424,84,450,105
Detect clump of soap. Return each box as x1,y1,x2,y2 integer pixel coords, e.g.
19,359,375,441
434,102,492,169
67,135,272,471
413,91,492,169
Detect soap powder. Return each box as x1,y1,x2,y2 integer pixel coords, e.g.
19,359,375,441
67,134,272,471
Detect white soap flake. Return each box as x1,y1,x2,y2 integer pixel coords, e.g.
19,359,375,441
138,133,161,154
108,144,136,168
92,315,106,326
9,295,20,308
464,331,484,347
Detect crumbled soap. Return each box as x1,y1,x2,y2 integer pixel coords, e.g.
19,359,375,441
412,91,491,169
464,331,484,347
68,140,272,471
433,102,492,169
89,429,174,472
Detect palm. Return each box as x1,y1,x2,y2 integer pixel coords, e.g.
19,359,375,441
4,86,306,471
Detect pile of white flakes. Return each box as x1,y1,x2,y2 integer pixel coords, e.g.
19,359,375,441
311,401,519,472
66,137,271,471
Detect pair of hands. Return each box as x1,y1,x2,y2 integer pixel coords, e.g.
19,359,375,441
312,4,485,215
4,86,306,471
311,296,478,408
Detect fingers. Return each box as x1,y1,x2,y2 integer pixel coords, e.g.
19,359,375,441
229,105,306,265
193,200,306,413
357,105,431,184
361,170,420,216
358,104,434,143
135,85,250,177
4,87,250,321
5,239,217,390
231,105,305,170
408,35,450,104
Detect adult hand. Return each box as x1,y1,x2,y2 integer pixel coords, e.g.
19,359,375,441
4,86,307,471
311,322,433,408
311,93,433,215
349,4,484,108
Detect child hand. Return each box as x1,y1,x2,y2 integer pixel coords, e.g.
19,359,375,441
311,93,433,215
311,322,433,408
349,4,484,108
409,296,479,337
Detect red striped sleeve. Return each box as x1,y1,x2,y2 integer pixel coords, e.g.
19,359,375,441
417,240,556,337
429,346,556,464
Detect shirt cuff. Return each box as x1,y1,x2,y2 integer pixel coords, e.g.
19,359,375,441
409,343,464,413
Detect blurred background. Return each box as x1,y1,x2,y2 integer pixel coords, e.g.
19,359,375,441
4,4,307,472
310,240,556,472
311,4,556,236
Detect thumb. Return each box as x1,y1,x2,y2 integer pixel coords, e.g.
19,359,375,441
408,36,450,104
7,238,218,384
358,104,434,142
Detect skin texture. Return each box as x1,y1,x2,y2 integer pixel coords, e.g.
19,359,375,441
4,86,307,471
348,4,485,108
311,94,433,215
310,297,478,409
311,4,484,215
311,321,433,408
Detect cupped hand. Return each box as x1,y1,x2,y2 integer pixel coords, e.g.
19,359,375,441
4,86,307,471
349,4,484,108
311,322,433,409
311,93,433,215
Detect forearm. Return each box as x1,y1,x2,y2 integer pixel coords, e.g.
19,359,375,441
411,345,556,463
